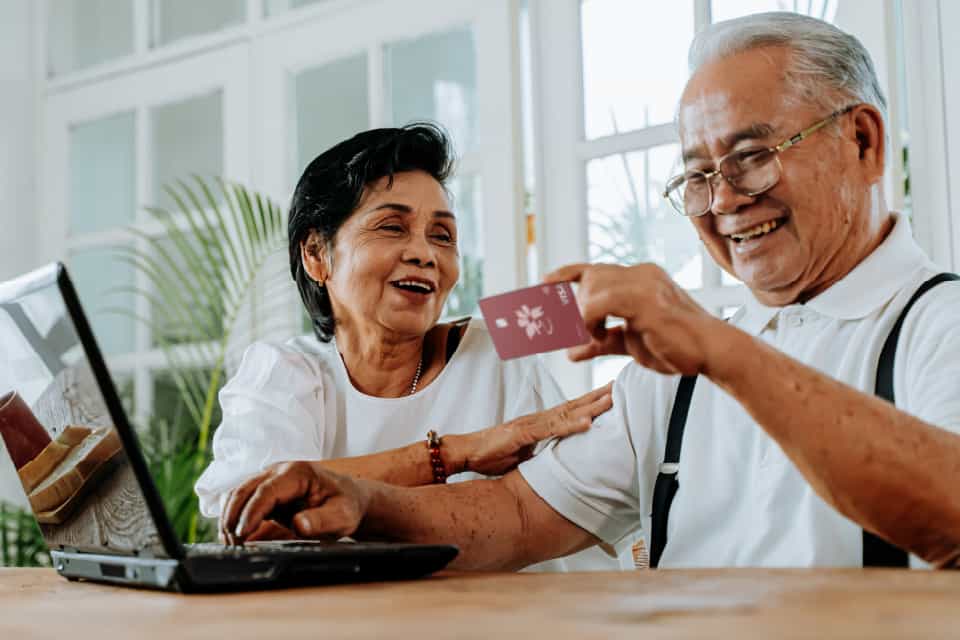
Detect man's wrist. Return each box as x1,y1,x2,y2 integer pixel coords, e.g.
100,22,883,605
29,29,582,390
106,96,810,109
701,318,756,387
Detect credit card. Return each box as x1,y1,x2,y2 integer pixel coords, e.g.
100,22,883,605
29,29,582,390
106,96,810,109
478,282,590,360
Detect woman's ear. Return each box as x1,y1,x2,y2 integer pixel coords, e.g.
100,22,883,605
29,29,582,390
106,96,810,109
300,230,329,285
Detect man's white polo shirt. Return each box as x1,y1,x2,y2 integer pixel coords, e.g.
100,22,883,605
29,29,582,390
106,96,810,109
519,214,960,568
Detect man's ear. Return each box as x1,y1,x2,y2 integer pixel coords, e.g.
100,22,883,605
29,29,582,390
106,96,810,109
851,103,885,184
300,230,329,285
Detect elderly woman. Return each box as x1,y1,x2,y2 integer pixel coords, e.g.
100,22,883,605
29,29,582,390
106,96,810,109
195,124,619,571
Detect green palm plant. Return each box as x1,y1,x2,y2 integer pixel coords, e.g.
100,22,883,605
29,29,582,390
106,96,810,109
0,501,50,567
116,176,290,543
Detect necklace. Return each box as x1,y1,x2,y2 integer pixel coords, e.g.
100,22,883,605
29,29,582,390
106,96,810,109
409,351,424,395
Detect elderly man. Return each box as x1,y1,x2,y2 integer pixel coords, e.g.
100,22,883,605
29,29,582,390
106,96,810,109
223,12,960,569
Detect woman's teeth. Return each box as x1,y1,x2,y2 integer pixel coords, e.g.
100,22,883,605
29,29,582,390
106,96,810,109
730,218,783,242
394,280,434,293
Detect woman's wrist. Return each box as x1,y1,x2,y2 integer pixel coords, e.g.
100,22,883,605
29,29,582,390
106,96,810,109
438,433,471,477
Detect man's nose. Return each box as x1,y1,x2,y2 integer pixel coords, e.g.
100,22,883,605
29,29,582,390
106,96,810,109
710,176,757,215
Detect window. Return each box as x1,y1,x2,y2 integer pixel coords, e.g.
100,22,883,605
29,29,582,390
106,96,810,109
42,45,247,433
41,0,522,436
263,0,327,18
530,0,890,394
150,0,246,47
292,54,370,176
256,0,524,329
47,0,134,76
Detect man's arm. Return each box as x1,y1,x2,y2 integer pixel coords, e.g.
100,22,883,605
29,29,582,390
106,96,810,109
709,328,960,568
229,465,599,570
357,472,601,570
547,262,960,568
219,386,611,544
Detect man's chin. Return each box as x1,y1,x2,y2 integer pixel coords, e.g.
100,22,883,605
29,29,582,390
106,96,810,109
742,274,806,306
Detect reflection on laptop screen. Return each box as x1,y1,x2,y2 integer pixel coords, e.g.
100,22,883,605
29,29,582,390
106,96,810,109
0,271,166,556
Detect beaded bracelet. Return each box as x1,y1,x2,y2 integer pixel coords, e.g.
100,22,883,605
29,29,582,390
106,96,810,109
426,430,447,484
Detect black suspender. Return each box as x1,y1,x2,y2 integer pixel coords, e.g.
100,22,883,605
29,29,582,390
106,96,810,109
649,375,697,569
648,272,959,569
864,272,959,566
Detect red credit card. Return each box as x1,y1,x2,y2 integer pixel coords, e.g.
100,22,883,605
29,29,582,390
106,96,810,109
478,282,590,360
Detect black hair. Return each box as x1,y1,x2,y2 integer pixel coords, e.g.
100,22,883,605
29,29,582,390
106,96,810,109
288,123,455,342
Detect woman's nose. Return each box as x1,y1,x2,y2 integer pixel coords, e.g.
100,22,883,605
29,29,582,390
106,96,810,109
401,232,437,267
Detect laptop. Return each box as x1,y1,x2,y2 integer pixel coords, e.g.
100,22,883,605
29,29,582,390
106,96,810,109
0,263,457,592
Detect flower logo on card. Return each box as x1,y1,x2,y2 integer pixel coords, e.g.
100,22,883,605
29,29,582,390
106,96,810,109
515,305,554,339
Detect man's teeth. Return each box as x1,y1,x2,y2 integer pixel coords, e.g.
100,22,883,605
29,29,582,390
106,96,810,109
395,280,433,292
730,219,782,242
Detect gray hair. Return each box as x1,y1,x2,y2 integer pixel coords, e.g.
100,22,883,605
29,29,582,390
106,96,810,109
688,12,887,126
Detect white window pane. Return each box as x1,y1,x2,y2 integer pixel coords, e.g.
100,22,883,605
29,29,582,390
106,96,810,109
581,0,694,138
151,0,246,47
47,0,134,76
150,92,223,212
69,111,136,235
386,28,478,154
711,0,838,23
587,144,702,288
264,0,327,17
444,174,483,318
294,54,369,179
69,247,136,356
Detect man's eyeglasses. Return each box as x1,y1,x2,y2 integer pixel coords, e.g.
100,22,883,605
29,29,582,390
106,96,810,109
662,105,856,217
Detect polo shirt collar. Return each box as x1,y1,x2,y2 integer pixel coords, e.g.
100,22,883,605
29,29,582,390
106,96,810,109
736,214,931,336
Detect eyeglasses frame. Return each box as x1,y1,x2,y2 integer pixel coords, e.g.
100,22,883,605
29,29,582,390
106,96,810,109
663,104,858,217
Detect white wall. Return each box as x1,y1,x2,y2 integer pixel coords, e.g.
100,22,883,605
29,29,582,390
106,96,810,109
0,0,38,282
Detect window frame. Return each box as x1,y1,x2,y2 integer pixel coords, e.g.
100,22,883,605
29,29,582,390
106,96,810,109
39,42,251,426
529,0,736,395
528,0,911,395
253,0,527,327
37,0,525,425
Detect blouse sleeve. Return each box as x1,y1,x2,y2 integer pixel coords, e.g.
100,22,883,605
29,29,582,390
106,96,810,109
194,342,326,518
503,355,568,419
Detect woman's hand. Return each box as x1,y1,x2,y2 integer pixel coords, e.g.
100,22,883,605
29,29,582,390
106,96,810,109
445,382,613,477
217,384,613,542
220,461,371,545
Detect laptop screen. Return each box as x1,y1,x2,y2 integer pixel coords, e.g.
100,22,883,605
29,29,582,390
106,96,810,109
0,266,167,557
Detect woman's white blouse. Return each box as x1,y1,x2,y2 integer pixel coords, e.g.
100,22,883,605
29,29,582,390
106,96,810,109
195,319,620,572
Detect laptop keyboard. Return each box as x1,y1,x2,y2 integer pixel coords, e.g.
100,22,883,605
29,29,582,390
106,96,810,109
186,539,399,556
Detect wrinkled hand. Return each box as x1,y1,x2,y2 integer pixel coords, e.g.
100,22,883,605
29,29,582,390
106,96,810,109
448,383,613,477
546,263,725,376
220,462,370,545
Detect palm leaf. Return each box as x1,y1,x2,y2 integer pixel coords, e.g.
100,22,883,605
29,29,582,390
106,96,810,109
124,176,289,543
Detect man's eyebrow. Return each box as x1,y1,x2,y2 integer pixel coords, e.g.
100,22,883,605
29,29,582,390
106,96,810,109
365,203,456,220
682,123,777,163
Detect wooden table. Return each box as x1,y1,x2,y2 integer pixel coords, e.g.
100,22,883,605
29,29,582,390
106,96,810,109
2,568,959,639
